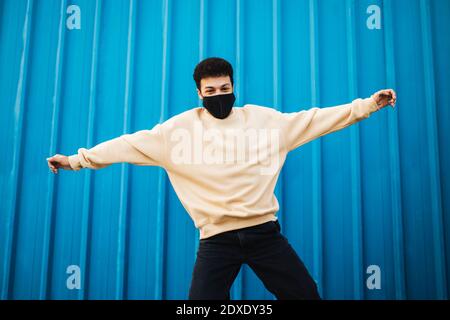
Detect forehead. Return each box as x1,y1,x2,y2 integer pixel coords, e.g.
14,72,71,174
200,75,231,89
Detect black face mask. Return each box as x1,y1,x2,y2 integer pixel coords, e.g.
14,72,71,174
202,92,236,119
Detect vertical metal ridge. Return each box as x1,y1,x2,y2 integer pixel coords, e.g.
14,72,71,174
309,0,323,298
271,0,282,301
231,0,243,300
1,0,33,300
383,0,406,300
78,0,102,300
345,0,364,300
194,0,208,261
419,0,447,300
115,0,137,300
154,0,171,299
41,0,67,300
272,0,283,215
269,0,282,300
271,0,281,112
198,0,207,61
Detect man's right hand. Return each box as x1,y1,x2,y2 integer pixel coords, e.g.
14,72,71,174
46,154,72,174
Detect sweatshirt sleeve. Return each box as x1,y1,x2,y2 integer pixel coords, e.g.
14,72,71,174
67,123,166,171
279,97,380,152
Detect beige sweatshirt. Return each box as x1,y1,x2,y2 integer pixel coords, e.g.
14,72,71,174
68,97,380,239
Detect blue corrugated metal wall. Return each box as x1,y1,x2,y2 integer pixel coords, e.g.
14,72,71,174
0,0,449,300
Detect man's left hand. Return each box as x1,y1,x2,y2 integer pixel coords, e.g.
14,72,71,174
371,89,397,109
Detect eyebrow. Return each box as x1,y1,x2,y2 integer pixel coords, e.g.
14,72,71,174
205,84,230,90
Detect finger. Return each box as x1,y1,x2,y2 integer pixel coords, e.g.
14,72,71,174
390,89,396,99
48,157,59,165
48,160,60,171
381,90,391,98
389,89,395,99
47,161,55,170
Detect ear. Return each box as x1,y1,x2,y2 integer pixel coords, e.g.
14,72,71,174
197,88,203,100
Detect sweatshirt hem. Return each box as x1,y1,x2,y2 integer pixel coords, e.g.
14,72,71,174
199,213,278,240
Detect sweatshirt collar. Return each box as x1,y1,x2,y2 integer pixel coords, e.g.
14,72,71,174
201,106,239,123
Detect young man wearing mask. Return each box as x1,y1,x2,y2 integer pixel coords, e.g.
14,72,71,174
47,57,396,300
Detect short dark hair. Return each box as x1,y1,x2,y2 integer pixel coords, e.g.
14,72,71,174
193,57,234,90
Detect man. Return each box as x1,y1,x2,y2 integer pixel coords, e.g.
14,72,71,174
47,57,396,300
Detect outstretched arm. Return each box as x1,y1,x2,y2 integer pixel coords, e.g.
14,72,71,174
279,89,396,152
47,123,166,174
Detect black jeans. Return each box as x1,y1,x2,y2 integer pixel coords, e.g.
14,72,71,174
188,220,321,300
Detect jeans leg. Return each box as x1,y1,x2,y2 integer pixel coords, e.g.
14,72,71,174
244,221,321,300
188,232,243,300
